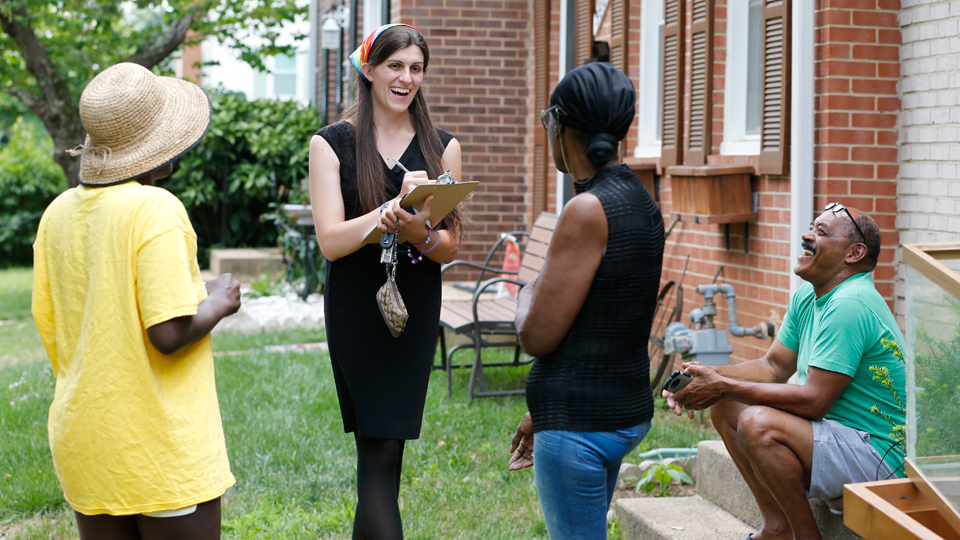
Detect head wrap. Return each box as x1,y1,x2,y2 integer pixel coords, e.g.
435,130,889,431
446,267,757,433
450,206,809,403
349,23,421,81
549,62,636,139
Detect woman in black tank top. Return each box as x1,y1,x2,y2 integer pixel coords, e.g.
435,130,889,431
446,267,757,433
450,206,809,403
308,25,463,539
508,63,664,540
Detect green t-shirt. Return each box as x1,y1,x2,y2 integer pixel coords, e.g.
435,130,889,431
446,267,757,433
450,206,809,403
777,272,906,475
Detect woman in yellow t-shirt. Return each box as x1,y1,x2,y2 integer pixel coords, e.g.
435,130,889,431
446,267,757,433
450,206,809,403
32,63,241,540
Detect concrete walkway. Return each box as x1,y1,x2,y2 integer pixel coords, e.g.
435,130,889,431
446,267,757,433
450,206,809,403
203,269,477,335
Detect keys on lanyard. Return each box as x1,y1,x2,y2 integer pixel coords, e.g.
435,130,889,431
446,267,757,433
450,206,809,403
380,216,399,264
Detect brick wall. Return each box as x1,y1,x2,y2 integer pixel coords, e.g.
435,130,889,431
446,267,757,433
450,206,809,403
650,1,792,365
639,0,902,364
394,0,531,276
814,0,901,311
896,0,960,321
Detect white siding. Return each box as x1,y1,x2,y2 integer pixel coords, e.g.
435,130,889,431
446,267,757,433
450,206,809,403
897,0,960,321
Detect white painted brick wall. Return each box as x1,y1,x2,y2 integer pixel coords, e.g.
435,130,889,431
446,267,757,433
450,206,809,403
896,0,960,322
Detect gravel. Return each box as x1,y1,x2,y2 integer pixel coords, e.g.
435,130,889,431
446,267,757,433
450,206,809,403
212,289,325,335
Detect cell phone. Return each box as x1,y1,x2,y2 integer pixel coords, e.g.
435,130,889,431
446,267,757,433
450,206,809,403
662,370,694,393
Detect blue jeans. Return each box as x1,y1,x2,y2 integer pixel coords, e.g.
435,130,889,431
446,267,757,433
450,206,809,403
533,422,652,540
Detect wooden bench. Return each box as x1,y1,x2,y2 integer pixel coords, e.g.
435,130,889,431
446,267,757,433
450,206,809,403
437,212,558,398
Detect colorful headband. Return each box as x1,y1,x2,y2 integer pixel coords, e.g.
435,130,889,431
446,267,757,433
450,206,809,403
349,23,421,81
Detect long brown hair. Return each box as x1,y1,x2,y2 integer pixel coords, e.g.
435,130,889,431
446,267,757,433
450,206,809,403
341,25,462,237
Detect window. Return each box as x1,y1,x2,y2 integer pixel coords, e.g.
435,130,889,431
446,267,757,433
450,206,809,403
273,54,297,97
745,0,764,135
722,0,763,155
655,0,791,174
635,0,664,158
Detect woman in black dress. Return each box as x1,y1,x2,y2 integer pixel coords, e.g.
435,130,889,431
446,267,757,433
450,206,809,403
308,24,463,539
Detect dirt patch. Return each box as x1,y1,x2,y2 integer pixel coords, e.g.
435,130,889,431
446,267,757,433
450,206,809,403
0,524,23,539
611,482,696,505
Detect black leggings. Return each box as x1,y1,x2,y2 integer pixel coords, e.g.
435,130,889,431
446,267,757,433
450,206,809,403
352,435,406,540
74,497,220,540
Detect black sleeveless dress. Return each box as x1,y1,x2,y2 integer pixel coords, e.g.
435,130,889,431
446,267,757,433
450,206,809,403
317,122,454,440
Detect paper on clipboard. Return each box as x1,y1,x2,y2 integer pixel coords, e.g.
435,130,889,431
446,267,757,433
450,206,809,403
362,181,478,244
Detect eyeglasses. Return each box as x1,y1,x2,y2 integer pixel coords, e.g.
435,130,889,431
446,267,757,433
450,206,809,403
824,202,866,244
540,105,561,130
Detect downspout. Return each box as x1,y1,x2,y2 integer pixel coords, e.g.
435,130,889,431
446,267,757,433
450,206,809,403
555,0,576,208
308,0,318,107
789,0,815,294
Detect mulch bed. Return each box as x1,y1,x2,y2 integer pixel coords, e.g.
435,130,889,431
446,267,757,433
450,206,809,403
611,482,697,505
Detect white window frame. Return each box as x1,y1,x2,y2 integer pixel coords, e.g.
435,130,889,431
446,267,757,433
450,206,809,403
721,0,762,156
634,0,664,158
271,53,298,98
363,0,383,37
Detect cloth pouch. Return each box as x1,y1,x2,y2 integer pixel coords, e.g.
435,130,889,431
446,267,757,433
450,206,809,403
376,264,407,337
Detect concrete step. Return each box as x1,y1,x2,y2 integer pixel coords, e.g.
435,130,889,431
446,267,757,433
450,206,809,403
694,440,858,539
209,248,284,283
616,440,859,540
696,440,761,527
616,495,753,540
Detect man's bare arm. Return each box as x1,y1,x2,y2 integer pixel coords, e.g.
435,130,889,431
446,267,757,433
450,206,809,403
666,339,852,420
712,338,798,384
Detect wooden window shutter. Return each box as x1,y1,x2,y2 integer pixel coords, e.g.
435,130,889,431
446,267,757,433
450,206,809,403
533,0,550,214
758,0,791,175
576,0,595,66
609,0,628,73
660,0,685,167
685,0,714,166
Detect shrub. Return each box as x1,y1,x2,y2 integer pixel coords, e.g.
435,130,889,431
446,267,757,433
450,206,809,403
636,462,693,497
0,118,67,267
261,183,326,297
913,298,960,458
165,91,320,266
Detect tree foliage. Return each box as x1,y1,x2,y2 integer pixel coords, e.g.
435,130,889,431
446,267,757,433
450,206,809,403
162,91,319,265
0,116,67,267
0,0,307,186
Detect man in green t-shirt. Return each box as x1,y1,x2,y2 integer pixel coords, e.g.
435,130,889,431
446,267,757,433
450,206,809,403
664,204,905,540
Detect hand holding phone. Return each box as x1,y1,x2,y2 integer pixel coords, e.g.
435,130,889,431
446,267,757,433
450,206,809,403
662,370,694,393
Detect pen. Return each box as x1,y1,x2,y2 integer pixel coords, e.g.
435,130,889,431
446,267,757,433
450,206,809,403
391,157,410,174
391,157,429,226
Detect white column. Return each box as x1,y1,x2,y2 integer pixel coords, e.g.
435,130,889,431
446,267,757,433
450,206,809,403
308,0,318,106
789,0,815,294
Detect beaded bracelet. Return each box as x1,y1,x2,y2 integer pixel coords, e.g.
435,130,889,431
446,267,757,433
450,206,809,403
407,230,431,264
420,230,440,254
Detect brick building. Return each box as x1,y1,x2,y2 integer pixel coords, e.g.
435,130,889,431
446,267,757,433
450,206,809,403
317,0,958,364
317,0,532,270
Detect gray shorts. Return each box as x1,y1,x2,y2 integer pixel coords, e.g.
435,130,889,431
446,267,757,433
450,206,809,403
807,418,896,500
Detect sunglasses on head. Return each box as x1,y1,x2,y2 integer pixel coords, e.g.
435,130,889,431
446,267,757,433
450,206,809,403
540,105,562,130
824,202,866,244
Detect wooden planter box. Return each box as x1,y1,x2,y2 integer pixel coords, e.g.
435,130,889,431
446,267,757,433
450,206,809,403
623,157,657,202
665,164,756,224
845,476,960,540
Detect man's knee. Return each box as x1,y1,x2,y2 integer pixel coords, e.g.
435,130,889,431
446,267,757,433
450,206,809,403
736,406,783,450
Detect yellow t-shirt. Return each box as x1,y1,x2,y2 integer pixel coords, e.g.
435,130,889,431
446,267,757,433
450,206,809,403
32,182,234,516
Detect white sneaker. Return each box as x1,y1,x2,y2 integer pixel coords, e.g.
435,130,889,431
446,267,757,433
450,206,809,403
826,496,844,515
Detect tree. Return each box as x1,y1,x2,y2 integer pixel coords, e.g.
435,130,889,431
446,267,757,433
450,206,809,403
0,0,307,187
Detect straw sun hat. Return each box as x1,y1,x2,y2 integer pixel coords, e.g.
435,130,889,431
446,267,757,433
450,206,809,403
69,62,211,186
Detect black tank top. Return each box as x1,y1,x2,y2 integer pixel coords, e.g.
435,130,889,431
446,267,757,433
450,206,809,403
526,164,664,433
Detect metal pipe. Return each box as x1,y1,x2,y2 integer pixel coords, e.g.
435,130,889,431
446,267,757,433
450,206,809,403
697,283,774,339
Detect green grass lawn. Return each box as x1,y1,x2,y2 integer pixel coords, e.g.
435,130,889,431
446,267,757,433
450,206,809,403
0,267,718,539
0,267,33,321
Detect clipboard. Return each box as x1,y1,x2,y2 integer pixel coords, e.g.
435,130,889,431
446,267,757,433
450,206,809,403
362,181,478,244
